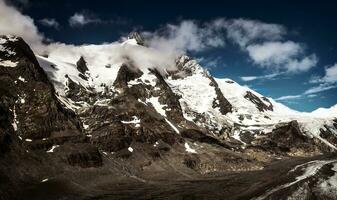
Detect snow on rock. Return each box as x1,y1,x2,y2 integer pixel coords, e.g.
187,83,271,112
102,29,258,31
11,106,18,131
25,139,32,142
121,38,138,46
19,97,25,104
46,145,59,153
83,123,89,130
0,45,15,56
310,104,337,118
41,178,49,182
167,63,217,116
165,118,180,134
185,142,197,154
18,76,26,82
0,60,18,67
214,78,337,149
294,160,335,182
121,116,140,124
122,116,141,128
128,68,157,87
128,147,134,152
319,162,337,196
146,97,167,117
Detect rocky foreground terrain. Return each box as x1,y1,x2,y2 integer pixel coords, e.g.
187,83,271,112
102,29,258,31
1,33,337,200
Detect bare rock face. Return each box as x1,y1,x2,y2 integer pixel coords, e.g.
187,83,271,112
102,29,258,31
83,64,184,152
113,64,143,89
76,56,88,74
208,75,232,115
55,143,102,168
0,36,82,144
76,56,89,80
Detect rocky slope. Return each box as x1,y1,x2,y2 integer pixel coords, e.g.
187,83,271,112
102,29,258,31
0,34,337,199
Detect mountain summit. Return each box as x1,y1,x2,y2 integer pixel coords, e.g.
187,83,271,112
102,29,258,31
1,34,337,199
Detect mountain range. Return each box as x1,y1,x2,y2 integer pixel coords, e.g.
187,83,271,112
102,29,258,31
0,33,337,199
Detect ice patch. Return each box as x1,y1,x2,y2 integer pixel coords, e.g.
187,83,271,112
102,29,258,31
41,178,49,182
20,98,25,104
185,142,197,153
232,129,246,145
18,76,26,82
153,141,159,147
47,145,59,153
11,106,18,131
83,123,89,130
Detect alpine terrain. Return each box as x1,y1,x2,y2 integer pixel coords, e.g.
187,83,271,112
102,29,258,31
1,33,337,200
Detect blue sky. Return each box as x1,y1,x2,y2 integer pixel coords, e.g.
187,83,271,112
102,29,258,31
2,0,337,111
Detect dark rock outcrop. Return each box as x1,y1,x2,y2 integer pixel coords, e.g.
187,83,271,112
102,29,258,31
0,36,82,142
76,56,88,75
209,76,232,114
244,91,273,112
252,121,322,156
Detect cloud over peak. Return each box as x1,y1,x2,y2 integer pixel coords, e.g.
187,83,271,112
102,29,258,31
0,0,44,51
143,20,226,55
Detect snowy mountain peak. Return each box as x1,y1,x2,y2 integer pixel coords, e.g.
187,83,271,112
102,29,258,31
127,32,145,46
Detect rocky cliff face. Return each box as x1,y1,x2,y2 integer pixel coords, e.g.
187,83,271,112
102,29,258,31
1,34,337,199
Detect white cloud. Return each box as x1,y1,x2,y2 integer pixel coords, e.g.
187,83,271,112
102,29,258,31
143,18,289,57
224,18,286,47
246,41,317,72
247,41,302,65
322,63,337,83
240,72,282,82
212,18,317,75
44,41,177,75
39,18,59,29
69,12,101,27
284,54,318,72
0,0,44,51
305,63,337,95
0,2,319,80
307,94,317,98
310,63,337,83
275,95,302,101
304,83,337,95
